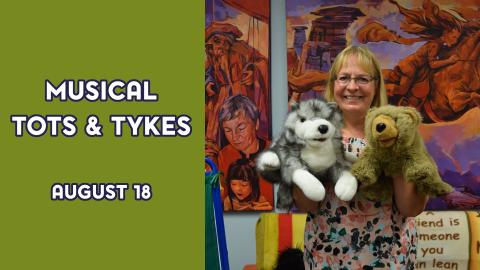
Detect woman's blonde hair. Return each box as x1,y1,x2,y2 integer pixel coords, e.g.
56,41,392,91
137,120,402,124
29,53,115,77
324,45,388,108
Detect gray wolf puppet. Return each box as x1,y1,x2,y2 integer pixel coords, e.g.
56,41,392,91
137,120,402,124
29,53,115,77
256,99,357,209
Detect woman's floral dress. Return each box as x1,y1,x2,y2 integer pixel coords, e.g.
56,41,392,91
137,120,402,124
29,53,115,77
304,137,417,270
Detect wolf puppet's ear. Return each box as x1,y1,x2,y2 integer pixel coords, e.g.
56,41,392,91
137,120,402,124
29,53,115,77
326,101,343,124
284,112,297,143
290,102,299,111
327,102,338,111
285,127,296,143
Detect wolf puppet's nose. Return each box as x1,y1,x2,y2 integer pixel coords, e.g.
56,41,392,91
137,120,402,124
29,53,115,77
318,125,329,134
376,123,386,133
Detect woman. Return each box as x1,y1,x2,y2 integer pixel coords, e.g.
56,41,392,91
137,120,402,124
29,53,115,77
293,45,428,269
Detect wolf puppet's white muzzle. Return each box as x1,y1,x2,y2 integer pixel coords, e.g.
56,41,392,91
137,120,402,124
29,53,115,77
295,118,335,145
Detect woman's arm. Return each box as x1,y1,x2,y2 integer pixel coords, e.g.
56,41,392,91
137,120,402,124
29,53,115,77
392,175,429,217
292,184,319,213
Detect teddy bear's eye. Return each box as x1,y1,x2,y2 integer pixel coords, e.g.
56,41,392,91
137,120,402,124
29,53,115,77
300,117,306,122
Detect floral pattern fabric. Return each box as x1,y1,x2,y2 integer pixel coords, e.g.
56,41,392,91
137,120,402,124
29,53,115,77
304,137,417,270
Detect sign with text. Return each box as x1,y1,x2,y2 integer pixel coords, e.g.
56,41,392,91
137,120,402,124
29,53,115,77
416,211,480,270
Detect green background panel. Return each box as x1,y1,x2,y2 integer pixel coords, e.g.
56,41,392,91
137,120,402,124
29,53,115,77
0,1,204,269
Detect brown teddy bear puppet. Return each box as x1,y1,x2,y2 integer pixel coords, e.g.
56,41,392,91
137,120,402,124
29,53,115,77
351,105,453,201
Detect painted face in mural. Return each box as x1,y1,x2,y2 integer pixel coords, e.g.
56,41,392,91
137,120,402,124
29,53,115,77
230,179,252,201
333,55,376,116
442,28,461,47
205,33,231,58
222,110,259,154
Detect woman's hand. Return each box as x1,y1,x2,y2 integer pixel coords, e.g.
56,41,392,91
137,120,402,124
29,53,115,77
393,175,429,217
292,184,320,213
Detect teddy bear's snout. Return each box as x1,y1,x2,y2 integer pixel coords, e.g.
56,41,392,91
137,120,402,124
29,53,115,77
318,124,329,134
376,123,387,133
371,114,398,147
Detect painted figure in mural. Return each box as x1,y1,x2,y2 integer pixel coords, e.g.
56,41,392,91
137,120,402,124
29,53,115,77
223,159,272,211
286,5,365,106
287,41,330,106
205,22,269,149
294,46,427,269
383,0,461,108
358,0,480,122
287,27,335,105
215,95,273,210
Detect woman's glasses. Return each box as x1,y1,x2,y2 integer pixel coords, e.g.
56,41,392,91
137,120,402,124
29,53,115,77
335,74,377,85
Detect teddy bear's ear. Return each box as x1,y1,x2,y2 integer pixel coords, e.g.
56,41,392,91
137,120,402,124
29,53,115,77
403,106,422,125
363,107,380,140
290,102,299,111
367,107,378,114
365,107,378,122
